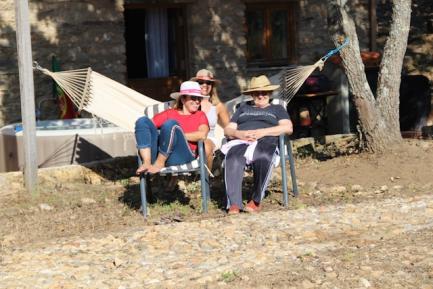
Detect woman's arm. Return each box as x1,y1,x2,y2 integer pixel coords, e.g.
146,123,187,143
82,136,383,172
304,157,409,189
224,122,256,141
185,124,209,142
216,103,230,128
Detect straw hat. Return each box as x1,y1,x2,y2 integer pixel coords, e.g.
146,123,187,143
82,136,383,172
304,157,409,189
190,69,221,84
242,75,280,94
170,81,210,99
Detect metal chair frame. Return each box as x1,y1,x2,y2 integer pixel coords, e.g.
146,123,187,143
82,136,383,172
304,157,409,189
137,102,210,219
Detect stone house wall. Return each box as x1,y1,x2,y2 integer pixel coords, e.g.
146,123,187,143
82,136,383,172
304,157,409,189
0,0,126,126
0,0,431,127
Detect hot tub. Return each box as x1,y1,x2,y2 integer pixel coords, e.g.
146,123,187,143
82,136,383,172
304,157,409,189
0,118,136,172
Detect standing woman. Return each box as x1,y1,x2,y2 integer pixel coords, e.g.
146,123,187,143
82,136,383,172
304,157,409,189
135,81,209,175
223,75,293,214
191,69,230,170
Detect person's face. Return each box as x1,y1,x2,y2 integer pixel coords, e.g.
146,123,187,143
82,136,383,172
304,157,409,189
251,91,271,108
182,95,202,113
197,79,213,96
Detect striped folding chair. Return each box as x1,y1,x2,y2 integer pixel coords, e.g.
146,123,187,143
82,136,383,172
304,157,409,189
138,101,210,218
223,96,299,206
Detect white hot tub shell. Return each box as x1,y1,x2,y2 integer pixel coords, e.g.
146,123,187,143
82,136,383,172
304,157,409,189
0,118,137,173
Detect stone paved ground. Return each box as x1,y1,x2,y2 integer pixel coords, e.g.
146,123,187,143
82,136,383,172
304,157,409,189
1,193,432,289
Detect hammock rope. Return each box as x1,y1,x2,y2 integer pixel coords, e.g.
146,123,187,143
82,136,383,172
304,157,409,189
280,38,349,103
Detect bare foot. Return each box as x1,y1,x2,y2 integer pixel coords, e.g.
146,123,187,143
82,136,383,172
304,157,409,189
136,163,151,175
147,164,164,174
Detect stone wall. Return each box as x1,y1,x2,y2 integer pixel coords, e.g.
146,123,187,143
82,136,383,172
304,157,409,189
0,0,126,126
187,0,248,100
1,0,431,127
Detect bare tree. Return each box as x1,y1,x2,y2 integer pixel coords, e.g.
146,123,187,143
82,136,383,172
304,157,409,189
327,0,412,152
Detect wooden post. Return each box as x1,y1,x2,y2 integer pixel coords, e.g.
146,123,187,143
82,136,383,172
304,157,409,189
14,0,38,191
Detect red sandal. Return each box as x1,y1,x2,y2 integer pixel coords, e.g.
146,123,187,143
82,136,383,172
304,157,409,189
244,200,261,213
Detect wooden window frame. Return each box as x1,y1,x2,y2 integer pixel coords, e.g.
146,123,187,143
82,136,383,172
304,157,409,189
245,2,298,67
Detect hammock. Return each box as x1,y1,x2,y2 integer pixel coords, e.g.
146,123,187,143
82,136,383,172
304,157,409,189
33,62,161,132
280,38,349,102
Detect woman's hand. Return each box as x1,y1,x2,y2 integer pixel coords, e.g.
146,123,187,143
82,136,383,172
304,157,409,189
235,130,257,142
248,129,266,141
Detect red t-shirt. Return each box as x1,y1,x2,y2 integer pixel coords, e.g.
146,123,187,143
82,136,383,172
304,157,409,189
152,109,209,153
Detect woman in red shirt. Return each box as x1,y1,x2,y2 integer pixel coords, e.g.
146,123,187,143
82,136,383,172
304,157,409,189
135,81,209,174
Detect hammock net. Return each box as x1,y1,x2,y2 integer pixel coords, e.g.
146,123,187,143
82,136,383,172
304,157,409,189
34,64,161,132
280,38,349,102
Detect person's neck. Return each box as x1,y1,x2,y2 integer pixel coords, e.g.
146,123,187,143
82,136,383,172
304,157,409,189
254,103,270,108
180,107,192,115
200,99,211,111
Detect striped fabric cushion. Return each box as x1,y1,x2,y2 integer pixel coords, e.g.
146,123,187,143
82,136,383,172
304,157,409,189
143,101,174,118
158,159,201,176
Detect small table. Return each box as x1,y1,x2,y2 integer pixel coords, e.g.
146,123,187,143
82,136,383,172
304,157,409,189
287,90,338,138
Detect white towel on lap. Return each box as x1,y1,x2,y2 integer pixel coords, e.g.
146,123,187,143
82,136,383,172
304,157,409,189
220,139,280,167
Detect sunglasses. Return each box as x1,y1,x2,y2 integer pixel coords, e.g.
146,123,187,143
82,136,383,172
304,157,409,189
251,91,270,97
197,80,213,86
186,95,202,102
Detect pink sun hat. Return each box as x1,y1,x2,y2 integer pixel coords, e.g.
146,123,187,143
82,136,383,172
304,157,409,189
170,81,210,99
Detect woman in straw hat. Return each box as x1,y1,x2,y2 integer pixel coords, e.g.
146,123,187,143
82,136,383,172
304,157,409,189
191,69,230,170
135,81,210,174
222,75,293,214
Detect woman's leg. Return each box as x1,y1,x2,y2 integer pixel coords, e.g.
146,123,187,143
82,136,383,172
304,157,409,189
135,116,158,174
204,138,216,170
251,136,278,204
158,119,195,167
224,144,248,209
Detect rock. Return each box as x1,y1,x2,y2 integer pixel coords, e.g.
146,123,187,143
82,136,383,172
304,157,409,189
325,272,337,279
313,190,322,196
359,278,371,288
39,203,53,211
301,280,315,288
81,198,96,205
113,257,127,267
1,234,16,246
330,185,346,194
351,184,363,192
379,185,388,192
324,266,333,272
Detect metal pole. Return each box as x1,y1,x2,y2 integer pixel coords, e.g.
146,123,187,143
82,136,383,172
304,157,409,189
14,0,38,191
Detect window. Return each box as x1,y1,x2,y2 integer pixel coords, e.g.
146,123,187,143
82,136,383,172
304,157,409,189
124,6,187,79
123,3,188,101
246,3,297,66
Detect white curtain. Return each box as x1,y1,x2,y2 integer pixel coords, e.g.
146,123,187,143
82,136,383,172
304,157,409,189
145,8,169,78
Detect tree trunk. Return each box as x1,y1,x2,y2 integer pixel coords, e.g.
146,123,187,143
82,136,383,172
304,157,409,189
327,0,411,152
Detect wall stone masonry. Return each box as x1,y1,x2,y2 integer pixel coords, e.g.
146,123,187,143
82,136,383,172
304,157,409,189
0,0,431,126
0,0,127,126
187,0,248,100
